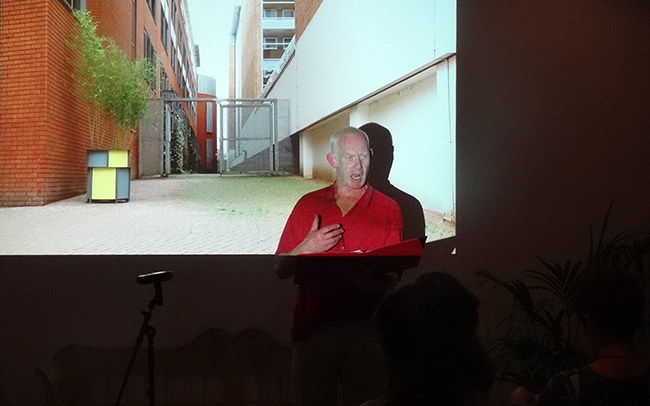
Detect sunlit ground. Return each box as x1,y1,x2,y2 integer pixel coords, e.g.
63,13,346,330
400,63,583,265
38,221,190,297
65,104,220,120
0,175,452,255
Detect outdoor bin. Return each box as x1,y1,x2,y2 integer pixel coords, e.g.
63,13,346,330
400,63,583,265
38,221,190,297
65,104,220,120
86,150,130,202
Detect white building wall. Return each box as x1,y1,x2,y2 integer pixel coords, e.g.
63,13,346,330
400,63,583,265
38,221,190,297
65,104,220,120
362,61,455,217
267,0,455,132
265,0,456,218
267,56,298,134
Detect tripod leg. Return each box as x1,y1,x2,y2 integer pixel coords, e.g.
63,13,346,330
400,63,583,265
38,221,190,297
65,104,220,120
147,325,156,406
117,280,166,406
116,304,155,406
115,320,148,405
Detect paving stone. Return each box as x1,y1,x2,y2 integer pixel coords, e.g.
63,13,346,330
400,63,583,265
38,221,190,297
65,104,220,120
0,175,329,255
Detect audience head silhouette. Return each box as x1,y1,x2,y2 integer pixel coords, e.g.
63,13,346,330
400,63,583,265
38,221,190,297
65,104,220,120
373,271,493,406
533,268,648,406
575,267,645,342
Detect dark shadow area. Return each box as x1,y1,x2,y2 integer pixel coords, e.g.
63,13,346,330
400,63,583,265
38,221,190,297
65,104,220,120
361,122,426,241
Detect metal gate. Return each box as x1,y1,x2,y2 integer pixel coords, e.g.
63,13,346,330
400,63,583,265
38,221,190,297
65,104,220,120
140,97,284,176
139,99,166,177
219,99,277,174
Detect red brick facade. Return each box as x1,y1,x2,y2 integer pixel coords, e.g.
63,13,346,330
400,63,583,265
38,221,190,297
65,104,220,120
1,1,90,206
1,0,197,206
196,94,217,171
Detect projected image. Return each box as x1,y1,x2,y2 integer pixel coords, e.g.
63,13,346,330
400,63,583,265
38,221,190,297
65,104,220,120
0,1,455,255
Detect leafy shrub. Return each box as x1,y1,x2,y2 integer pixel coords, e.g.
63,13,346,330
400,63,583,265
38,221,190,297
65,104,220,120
68,11,152,150
478,203,650,393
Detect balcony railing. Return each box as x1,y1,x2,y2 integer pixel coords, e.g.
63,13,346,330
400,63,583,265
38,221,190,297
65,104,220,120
262,17,295,31
262,37,295,95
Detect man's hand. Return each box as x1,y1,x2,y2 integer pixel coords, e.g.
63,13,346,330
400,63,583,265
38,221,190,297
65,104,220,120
290,215,343,255
275,215,344,279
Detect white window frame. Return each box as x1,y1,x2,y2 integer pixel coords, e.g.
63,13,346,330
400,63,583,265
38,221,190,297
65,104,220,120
263,9,277,18
263,37,278,50
282,9,294,18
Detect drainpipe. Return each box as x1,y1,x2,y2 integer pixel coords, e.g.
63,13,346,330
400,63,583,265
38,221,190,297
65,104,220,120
132,0,137,60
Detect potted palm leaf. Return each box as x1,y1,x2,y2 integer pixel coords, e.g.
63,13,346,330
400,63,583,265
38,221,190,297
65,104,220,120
477,203,650,395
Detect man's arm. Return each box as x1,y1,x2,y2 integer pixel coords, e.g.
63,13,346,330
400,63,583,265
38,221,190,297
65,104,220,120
274,215,344,279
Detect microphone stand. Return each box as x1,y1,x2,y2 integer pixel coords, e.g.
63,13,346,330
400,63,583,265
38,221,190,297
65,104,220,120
115,281,164,406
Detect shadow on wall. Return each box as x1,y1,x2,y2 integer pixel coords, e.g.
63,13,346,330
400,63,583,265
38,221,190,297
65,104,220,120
362,122,426,241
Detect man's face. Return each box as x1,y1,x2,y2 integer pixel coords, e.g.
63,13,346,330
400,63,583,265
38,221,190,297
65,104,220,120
333,132,371,190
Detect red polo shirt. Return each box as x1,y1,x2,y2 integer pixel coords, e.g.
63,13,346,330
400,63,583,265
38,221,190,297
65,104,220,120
276,183,402,254
276,183,403,341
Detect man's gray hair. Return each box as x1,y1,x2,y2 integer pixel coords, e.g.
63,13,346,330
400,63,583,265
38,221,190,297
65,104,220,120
330,126,370,156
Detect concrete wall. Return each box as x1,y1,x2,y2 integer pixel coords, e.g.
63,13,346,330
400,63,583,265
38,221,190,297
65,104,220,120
300,111,349,180
268,0,453,131
1,0,649,405
454,0,650,276
352,59,456,217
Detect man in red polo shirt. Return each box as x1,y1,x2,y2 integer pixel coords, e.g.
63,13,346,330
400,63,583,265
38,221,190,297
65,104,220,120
275,126,403,406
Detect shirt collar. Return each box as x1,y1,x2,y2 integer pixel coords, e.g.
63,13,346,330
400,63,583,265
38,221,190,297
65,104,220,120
326,182,375,207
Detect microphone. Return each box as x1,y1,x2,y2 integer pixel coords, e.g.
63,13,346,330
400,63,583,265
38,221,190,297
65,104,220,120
137,270,174,285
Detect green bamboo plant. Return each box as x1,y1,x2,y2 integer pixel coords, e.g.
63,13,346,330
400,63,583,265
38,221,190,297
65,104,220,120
68,10,152,150
478,203,650,393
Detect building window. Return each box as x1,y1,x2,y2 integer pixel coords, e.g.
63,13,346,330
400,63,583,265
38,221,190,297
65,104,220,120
146,0,157,22
282,37,293,48
161,69,169,91
172,1,177,27
206,103,214,134
171,41,177,74
263,9,277,18
263,37,277,50
144,30,157,91
282,9,294,18
60,0,83,11
161,16,169,52
194,45,201,67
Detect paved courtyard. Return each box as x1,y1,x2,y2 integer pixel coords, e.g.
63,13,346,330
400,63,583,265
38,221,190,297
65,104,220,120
0,175,330,255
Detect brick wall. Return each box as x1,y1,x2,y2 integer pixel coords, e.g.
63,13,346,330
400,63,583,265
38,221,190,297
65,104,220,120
295,0,323,41
0,0,138,206
0,1,47,206
43,0,92,204
0,0,202,206
88,0,133,58
242,0,261,99
0,0,89,206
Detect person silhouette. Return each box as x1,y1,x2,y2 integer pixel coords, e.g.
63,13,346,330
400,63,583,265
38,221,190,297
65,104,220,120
362,271,495,406
535,268,649,406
